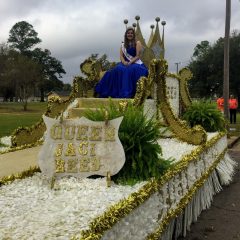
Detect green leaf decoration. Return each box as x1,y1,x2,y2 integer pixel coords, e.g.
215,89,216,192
84,100,173,184
182,100,226,132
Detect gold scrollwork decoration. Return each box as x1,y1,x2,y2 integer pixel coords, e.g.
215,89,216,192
153,59,207,145
133,59,157,107
178,67,193,110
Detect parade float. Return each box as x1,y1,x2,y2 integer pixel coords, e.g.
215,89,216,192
0,17,236,240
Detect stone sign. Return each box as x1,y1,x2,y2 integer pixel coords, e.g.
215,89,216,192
38,116,125,178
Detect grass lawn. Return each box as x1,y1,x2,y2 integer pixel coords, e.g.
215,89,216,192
0,102,47,138
0,101,239,139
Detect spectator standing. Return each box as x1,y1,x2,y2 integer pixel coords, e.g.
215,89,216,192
229,94,238,124
217,96,224,113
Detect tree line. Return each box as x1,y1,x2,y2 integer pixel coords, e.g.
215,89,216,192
188,31,240,100
0,21,71,110
1,21,239,109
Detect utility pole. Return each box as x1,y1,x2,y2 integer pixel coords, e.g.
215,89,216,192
223,0,231,120
175,62,181,74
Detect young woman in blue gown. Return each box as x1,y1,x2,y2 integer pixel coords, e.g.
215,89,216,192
95,26,148,98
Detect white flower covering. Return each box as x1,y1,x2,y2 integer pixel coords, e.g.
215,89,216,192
62,99,79,119
0,136,12,153
0,136,12,146
158,132,218,163
0,133,234,240
158,138,196,162
102,192,161,240
0,174,145,239
0,146,10,153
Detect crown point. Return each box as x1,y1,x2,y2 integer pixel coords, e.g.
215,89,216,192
124,19,128,24
132,23,137,28
155,17,160,22
161,20,166,26
135,15,140,21
150,24,155,29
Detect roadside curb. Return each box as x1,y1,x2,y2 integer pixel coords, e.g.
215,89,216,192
228,136,240,149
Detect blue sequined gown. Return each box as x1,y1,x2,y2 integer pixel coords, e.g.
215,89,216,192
95,46,148,98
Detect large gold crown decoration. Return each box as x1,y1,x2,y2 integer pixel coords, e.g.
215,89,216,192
123,15,166,67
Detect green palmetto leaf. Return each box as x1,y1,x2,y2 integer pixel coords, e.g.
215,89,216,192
183,100,226,132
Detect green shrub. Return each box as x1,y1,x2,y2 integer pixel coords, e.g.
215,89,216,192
182,100,226,132
84,101,172,184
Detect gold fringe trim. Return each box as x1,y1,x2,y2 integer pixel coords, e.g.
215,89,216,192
71,132,226,240
152,133,225,192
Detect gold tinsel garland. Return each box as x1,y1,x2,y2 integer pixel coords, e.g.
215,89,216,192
70,132,226,240
74,180,158,240
11,78,80,147
133,59,157,107
0,166,40,187
178,68,193,110
0,140,43,155
146,148,228,240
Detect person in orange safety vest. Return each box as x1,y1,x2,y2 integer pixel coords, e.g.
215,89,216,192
217,96,224,112
229,94,238,124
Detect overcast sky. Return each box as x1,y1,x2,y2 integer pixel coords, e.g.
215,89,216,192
0,0,240,84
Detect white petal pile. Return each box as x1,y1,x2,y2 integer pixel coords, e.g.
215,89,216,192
158,132,218,163
0,173,145,239
0,146,10,153
0,136,12,153
158,138,196,162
